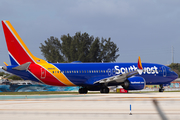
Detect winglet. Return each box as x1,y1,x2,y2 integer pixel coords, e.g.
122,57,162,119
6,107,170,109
4,62,8,66
137,56,143,69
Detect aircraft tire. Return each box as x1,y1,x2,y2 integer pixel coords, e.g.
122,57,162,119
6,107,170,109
123,80,130,90
159,89,164,92
79,87,88,94
100,87,109,93
105,87,109,93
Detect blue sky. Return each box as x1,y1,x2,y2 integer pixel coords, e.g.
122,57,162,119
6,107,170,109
0,0,180,66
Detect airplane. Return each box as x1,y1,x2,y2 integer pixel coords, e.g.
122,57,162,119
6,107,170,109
0,20,178,94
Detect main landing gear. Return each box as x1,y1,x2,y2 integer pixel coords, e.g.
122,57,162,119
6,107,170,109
159,84,164,92
100,87,109,93
78,86,109,94
79,87,88,94
122,80,130,90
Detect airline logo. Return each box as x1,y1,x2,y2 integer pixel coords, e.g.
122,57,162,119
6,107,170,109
114,65,158,75
131,81,144,84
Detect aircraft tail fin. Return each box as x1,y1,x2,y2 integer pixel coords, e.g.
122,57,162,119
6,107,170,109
2,20,47,65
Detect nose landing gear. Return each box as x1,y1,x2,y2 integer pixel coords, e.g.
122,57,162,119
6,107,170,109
159,84,164,92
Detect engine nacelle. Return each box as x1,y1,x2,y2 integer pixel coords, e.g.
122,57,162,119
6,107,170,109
123,76,146,90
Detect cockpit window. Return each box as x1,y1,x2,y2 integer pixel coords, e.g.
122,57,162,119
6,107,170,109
169,68,173,72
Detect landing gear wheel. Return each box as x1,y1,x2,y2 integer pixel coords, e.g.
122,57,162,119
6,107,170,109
100,87,109,94
159,84,164,92
123,80,130,90
79,87,88,94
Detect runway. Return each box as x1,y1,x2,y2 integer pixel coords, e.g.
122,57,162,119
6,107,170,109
0,92,180,120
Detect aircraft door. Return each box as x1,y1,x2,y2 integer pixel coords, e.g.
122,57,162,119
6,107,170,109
41,68,46,79
107,68,111,76
162,66,167,77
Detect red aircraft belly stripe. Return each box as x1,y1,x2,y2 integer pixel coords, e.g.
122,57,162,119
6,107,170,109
29,64,66,86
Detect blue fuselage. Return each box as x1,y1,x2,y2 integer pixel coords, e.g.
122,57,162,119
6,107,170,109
5,62,178,87
53,62,178,86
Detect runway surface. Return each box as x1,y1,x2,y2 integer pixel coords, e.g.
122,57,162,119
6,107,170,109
0,92,180,120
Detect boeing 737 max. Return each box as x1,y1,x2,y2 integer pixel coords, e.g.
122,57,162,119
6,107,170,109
1,21,178,93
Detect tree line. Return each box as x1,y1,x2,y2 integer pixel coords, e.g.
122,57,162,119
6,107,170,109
39,32,119,63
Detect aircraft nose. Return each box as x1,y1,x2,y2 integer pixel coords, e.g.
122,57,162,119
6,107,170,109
173,71,178,79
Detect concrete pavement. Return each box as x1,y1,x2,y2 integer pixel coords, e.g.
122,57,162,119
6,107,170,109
0,92,180,120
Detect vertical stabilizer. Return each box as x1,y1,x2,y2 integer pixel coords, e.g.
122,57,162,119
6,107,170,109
2,21,47,65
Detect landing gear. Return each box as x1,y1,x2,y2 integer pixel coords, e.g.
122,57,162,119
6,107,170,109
159,84,164,92
100,87,109,93
79,87,88,94
122,80,130,90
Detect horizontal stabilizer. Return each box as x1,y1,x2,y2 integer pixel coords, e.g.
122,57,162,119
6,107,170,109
12,62,31,71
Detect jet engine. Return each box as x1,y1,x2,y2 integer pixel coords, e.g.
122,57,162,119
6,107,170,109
122,76,145,90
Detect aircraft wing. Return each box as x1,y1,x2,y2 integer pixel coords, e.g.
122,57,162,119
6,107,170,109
94,70,138,84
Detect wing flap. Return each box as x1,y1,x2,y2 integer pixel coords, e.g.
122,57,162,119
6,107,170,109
94,71,138,84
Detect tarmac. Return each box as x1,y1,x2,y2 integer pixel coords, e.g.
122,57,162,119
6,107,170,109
0,92,180,120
